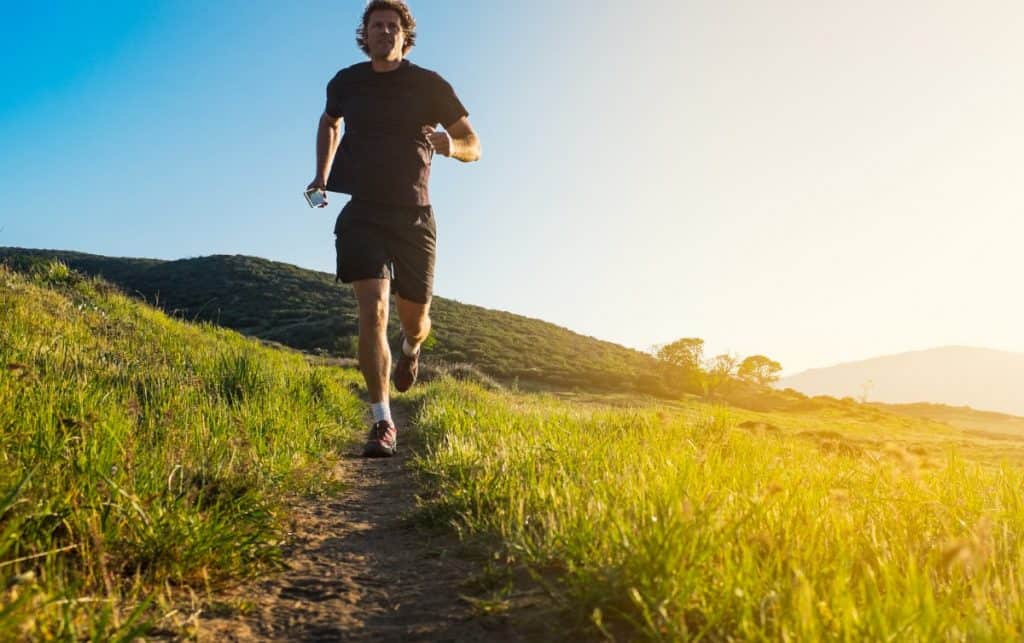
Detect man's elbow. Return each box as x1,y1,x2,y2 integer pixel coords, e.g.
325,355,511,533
465,134,481,162
320,112,343,133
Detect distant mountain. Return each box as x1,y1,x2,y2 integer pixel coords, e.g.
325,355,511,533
0,247,663,393
779,346,1024,416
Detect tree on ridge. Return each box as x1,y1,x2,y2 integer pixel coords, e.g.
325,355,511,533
737,355,783,386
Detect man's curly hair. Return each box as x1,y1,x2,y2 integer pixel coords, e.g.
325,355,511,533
356,0,417,56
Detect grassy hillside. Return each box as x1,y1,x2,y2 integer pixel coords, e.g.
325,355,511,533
0,248,665,394
7,256,1024,639
411,381,1024,640
875,401,1024,440
0,261,363,639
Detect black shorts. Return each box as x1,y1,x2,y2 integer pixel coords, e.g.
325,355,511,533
334,198,437,304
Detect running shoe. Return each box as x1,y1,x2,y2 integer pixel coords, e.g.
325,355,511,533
362,420,398,457
393,335,420,393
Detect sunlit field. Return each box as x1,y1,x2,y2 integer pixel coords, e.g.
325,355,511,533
6,260,1024,640
414,380,1024,640
0,263,362,639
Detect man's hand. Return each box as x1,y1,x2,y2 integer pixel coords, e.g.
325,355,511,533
426,117,480,163
424,127,453,157
305,179,329,208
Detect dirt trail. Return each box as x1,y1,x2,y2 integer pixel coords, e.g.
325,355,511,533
195,405,541,642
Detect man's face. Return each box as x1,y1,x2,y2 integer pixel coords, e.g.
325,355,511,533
366,9,405,61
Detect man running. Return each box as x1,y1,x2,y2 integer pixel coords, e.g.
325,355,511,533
306,0,480,457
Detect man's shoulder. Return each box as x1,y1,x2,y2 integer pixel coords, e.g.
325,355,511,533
406,62,450,85
331,62,373,83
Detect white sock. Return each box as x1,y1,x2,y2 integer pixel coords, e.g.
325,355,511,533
402,337,420,357
371,401,392,424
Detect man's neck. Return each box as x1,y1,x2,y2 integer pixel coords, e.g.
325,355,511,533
371,57,404,73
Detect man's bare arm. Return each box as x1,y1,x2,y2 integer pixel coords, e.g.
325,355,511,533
309,111,343,191
426,116,481,163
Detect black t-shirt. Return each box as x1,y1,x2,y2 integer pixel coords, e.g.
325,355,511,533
324,60,468,206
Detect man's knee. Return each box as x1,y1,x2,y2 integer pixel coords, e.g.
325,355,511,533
407,315,431,342
353,280,390,331
358,299,388,330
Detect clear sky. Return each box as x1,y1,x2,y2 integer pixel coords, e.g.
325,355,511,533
3,1,1023,374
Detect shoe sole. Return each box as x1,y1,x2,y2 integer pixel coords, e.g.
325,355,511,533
394,362,417,392
393,334,418,393
362,442,397,458
394,379,414,393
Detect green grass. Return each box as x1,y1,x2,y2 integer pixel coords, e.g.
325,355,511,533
413,379,1024,640
9,256,1024,640
0,262,364,639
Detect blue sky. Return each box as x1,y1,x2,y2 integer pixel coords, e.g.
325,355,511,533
4,2,1024,374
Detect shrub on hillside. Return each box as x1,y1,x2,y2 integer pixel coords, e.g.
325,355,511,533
417,360,502,390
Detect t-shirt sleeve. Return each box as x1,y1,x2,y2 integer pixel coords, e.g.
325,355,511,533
431,74,468,128
325,73,344,118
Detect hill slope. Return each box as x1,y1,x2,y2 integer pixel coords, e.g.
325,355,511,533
874,401,1024,439
779,346,1024,416
0,260,364,637
0,247,662,392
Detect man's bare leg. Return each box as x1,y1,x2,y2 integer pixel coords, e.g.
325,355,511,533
395,293,431,350
392,294,430,392
354,278,399,457
352,278,391,404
